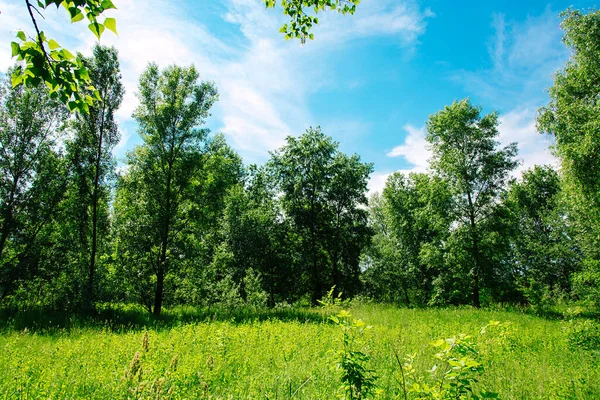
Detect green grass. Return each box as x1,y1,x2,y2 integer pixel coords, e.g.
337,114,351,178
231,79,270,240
0,303,598,399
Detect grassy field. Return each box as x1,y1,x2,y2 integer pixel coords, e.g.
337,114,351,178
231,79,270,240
0,303,598,399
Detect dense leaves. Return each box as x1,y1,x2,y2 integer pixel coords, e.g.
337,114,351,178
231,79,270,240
11,0,117,113
538,9,600,306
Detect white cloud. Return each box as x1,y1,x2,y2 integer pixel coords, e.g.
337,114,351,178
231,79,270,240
367,124,431,195
317,1,434,45
498,107,557,175
386,124,430,172
368,171,392,196
0,0,432,163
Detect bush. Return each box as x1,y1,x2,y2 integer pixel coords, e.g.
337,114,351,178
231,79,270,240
565,318,600,351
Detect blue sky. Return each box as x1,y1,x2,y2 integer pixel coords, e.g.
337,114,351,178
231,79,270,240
1,0,597,193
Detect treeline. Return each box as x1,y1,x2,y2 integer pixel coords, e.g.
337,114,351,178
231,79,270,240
1,9,600,315
0,45,374,315
363,103,580,307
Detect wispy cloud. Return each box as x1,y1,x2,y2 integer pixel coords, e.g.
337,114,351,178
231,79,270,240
498,107,557,175
453,8,566,109
386,124,430,172
0,0,432,164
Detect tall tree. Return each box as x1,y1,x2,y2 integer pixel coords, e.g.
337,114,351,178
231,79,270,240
0,75,67,298
538,8,600,302
128,63,217,316
361,192,407,303
426,99,518,307
326,153,372,296
67,44,123,306
270,127,372,303
506,166,580,296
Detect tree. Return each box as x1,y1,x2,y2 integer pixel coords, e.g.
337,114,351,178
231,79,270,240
66,44,123,306
426,99,518,307
361,192,409,304
270,127,372,303
326,152,372,296
122,63,217,316
382,172,452,305
0,75,68,299
537,8,600,303
505,165,581,302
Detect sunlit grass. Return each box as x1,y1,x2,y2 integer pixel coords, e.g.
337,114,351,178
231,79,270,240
0,303,598,399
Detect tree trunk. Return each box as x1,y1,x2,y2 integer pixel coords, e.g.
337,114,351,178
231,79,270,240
0,213,11,262
0,181,18,261
154,163,173,316
466,190,481,308
88,104,106,308
402,281,411,306
154,244,166,316
310,249,321,305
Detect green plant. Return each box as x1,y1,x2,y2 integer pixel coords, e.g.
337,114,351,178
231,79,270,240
392,328,500,399
564,317,600,351
319,286,350,311
330,310,378,399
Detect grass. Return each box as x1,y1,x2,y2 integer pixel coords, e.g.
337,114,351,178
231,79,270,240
0,303,598,399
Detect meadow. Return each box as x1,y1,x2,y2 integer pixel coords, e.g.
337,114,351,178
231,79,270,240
1,303,599,399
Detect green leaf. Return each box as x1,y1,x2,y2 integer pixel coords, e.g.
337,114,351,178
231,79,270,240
104,17,117,35
11,42,20,57
61,48,75,60
11,73,23,87
16,31,26,41
101,0,117,10
48,39,61,50
88,22,105,39
71,11,85,23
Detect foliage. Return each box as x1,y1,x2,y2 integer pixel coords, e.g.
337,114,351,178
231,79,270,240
0,76,68,302
538,8,600,308
393,334,496,399
116,63,218,315
330,310,378,399
563,308,600,352
270,127,373,304
11,0,117,113
426,98,518,307
61,44,124,307
264,0,360,43
506,166,580,296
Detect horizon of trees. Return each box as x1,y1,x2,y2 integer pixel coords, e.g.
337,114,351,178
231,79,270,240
1,8,600,315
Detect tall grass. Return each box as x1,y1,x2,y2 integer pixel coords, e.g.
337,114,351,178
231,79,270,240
0,303,598,398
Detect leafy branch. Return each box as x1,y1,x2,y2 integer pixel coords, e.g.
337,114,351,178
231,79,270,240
10,0,118,113
264,0,360,43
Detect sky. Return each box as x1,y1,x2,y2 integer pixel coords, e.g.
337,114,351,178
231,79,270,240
1,0,597,194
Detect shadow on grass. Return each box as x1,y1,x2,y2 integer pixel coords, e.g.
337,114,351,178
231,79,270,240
488,303,600,321
0,303,330,334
